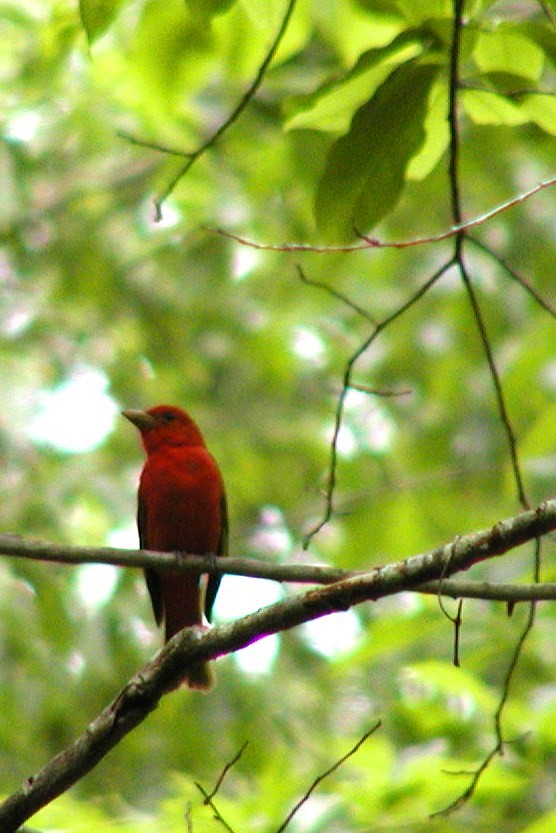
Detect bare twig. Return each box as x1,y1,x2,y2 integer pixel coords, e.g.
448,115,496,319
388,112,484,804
431,744,502,817
205,175,556,252
131,0,298,217
468,237,556,320
201,742,248,802
417,578,556,603
436,0,541,814
437,541,542,815
275,723,381,833
297,265,377,324
459,261,529,507
194,783,237,833
303,259,453,547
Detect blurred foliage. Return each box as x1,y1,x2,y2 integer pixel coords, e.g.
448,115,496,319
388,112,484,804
1,0,556,830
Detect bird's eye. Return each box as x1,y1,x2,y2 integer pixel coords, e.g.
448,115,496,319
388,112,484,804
161,412,176,423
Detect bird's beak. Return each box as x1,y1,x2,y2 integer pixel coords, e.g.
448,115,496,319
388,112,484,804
122,409,157,431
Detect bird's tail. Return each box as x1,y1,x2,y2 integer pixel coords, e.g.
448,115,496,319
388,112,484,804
182,660,216,691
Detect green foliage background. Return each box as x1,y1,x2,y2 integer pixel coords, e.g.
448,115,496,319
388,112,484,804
1,0,556,830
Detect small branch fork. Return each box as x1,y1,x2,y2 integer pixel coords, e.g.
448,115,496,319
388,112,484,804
121,0,298,217
191,728,380,833
1,498,556,830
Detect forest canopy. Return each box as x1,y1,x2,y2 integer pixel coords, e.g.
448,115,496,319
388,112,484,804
1,0,556,831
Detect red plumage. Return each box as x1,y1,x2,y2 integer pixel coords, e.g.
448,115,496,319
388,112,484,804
123,405,227,691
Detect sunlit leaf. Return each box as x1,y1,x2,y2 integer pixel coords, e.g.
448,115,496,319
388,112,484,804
462,88,527,125
473,30,545,81
285,34,427,134
521,94,556,135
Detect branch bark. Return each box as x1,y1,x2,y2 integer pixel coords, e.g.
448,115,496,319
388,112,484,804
1,497,555,601
0,498,555,830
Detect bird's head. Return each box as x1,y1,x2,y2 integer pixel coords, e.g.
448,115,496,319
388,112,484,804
122,405,206,454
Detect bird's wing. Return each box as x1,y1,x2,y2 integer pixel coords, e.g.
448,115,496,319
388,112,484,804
204,488,228,622
138,493,164,626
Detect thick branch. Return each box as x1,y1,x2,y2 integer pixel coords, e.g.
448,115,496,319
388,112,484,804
0,499,555,829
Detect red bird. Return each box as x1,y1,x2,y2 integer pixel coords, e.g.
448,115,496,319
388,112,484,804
123,405,227,691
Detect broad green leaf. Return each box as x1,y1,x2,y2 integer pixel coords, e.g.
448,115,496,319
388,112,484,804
462,88,527,126
285,35,426,134
516,21,556,67
315,62,439,240
521,94,556,135
406,77,449,179
320,0,405,63
78,0,124,43
473,30,545,81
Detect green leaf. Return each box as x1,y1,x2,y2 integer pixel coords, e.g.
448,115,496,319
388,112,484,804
521,94,556,135
462,89,527,126
285,34,427,134
315,61,439,241
473,30,545,81
78,0,124,43
406,77,449,179
516,21,556,68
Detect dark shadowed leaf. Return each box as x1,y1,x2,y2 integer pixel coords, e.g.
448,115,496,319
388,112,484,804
315,62,439,241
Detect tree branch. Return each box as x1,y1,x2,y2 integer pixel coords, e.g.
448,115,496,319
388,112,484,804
1,498,556,601
0,499,555,829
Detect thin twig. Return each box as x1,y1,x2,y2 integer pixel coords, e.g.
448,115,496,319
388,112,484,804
194,784,237,833
303,259,454,547
205,175,556,252
297,265,377,324
431,744,502,817
459,262,529,508
202,742,248,802
145,0,298,217
275,723,381,833
469,237,556,319
436,0,539,815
